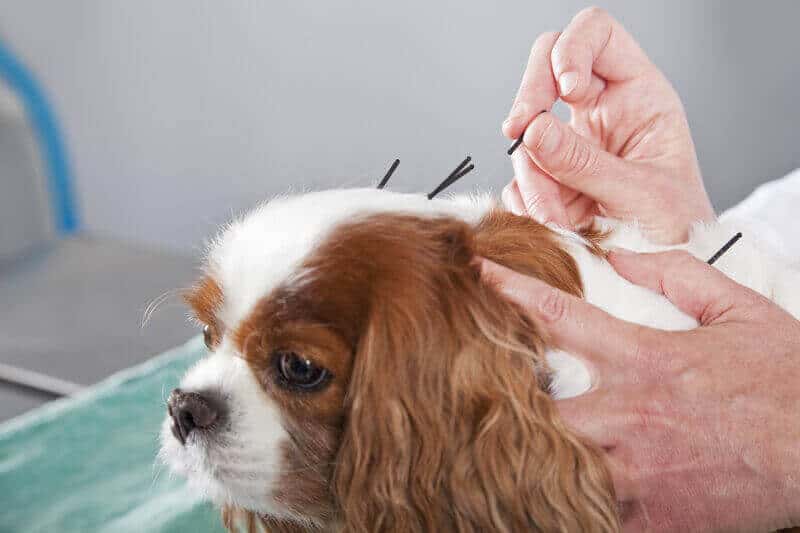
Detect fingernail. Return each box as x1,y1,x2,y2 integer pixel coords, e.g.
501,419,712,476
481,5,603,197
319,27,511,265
558,72,579,97
537,119,561,154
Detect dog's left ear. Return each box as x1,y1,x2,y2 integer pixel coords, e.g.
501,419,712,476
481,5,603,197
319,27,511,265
331,217,619,532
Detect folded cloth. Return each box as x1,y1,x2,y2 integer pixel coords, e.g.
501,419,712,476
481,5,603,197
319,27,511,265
0,336,225,533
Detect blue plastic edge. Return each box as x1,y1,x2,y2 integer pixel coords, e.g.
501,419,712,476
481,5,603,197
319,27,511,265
0,37,79,234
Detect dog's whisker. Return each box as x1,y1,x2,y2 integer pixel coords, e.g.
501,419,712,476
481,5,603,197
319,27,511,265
142,288,186,329
151,462,165,489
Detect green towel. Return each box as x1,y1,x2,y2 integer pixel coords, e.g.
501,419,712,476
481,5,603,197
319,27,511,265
0,337,226,533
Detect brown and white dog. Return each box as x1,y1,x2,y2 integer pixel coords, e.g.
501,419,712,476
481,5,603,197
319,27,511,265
159,188,799,532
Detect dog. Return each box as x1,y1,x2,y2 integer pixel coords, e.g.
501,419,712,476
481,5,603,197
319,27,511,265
159,187,799,532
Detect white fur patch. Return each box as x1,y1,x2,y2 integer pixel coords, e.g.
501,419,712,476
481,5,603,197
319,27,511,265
207,189,493,331
158,339,291,516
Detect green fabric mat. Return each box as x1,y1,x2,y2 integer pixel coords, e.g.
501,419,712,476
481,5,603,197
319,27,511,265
0,336,226,533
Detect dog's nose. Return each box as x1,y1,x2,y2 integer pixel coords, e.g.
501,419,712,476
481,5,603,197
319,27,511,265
167,388,218,445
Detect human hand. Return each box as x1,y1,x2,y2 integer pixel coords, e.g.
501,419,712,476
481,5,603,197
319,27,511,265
480,251,800,531
502,8,715,243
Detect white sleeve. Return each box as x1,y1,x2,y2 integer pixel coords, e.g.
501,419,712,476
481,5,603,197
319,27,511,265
719,168,800,265
684,170,800,319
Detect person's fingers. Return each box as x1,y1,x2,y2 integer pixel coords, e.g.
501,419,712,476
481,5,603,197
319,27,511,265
581,73,607,106
551,7,653,103
556,392,628,448
564,193,598,229
607,249,765,325
478,259,659,367
522,112,639,202
556,395,635,501
604,454,635,504
510,149,570,226
503,31,560,139
501,180,525,216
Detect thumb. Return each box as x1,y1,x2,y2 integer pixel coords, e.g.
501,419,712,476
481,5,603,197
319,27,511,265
521,112,638,204
607,249,764,325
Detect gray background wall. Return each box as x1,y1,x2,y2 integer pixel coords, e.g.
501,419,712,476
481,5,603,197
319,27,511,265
0,0,798,254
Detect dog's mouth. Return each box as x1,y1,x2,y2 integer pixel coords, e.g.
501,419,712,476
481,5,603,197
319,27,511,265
158,416,238,504
157,411,285,516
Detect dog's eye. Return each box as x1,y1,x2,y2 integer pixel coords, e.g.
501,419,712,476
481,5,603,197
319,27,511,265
276,351,330,391
202,325,213,350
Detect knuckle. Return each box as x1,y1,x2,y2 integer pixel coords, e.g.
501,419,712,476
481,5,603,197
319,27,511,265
628,327,660,368
658,250,696,280
746,293,775,316
574,6,609,25
559,131,578,169
550,37,583,74
663,249,694,266
530,115,559,151
654,344,687,379
630,388,674,434
517,80,535,99
631,403,654,433
631,328,687,379
517,80,537,102
532,31,559,53
564,137,598,178
522,191,546,214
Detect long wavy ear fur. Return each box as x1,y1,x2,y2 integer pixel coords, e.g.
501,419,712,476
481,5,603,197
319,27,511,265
332,214,619,532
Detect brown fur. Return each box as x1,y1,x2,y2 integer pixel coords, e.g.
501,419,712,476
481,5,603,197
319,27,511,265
193,210,618,532
185,275,224,347
474,208,585,296
578,226,612,258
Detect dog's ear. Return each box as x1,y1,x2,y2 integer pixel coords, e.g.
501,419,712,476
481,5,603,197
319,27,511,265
331,218,619,532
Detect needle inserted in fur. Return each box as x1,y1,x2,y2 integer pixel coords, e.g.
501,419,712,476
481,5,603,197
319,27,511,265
453,163,474,180
506,109,548,156
427,156,474,199
377,159,400,189
707,232,743,265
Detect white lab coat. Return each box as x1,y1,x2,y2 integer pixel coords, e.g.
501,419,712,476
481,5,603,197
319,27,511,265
723,169,800,264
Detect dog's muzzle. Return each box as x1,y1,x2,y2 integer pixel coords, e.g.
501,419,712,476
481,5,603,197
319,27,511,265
167,388,220,445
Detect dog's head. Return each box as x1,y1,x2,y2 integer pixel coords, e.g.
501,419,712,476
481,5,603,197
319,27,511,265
159,188,617,532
